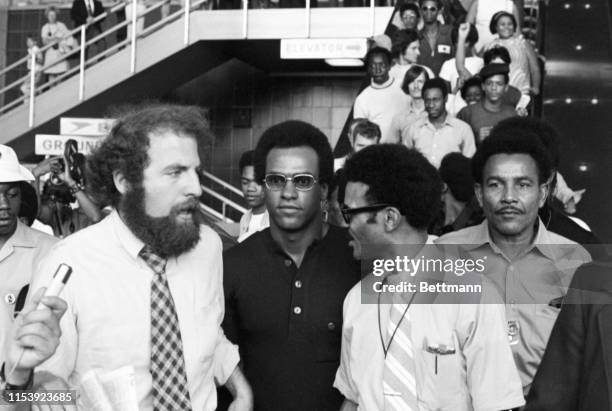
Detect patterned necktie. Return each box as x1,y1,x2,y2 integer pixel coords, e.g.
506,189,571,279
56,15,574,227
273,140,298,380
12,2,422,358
383,303,418,411
139,245,192,411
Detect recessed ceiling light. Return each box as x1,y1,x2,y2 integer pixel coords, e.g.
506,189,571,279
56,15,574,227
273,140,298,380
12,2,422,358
585,3,591,9
575,44,583,51
578,163,589,172
324,59,364,67
564,3,571,9
591,98,599,104
565,98,573,104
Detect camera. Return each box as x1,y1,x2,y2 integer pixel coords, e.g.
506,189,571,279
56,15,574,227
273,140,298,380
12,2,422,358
44,139,86,204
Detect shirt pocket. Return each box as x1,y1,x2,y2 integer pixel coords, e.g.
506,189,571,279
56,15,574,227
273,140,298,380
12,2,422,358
418,337,467,409
315,317,342,362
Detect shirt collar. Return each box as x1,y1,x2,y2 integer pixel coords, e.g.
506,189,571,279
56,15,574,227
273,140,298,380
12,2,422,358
464,218,558,261
3,220,38,249
370,77,395,90
110,209,145,261
261,225,327,259
424,115,453,129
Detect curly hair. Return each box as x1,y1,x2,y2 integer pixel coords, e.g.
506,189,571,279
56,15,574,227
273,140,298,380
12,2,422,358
460,76,483,100
422,77,449,98
238,150,255,174
86,104,212,207
364,46,392,66
254,120,333,186
483,46,511,65
471,126,552,185
344,144,442,230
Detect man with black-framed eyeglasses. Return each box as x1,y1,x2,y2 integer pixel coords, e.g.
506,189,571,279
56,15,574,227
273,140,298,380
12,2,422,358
222,120,361,411
333,144,524,411
418,0,454,76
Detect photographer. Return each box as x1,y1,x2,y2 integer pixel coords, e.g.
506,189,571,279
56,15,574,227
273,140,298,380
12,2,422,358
32,145,102,238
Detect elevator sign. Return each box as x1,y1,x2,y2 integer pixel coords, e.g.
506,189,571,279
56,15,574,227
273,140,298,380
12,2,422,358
280,38,368,59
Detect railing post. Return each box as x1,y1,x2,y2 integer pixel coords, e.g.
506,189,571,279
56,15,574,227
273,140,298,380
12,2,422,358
222,202,227,218
130,0,138,73
184,0,191,45
305,0,311,38
369,0,375,37
79,25,86,100
242,0,248,39
28,51,36,127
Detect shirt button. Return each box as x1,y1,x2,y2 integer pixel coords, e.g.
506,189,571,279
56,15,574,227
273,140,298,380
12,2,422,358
293,306,302,315
294,280,302,288
284,259,292,267
327,322,336,331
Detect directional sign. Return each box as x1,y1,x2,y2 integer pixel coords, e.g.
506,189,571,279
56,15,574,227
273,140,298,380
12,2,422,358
35,134,105,156
60,117,115,136
280,38,368,59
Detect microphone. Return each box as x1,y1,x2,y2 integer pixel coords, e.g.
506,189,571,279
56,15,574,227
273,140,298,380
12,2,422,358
36,264,72,310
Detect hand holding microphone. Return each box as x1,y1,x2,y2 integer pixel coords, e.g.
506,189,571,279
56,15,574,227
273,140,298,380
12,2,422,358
3,265,71,386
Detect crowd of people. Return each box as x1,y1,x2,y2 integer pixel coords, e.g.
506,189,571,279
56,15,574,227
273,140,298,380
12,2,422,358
0,98,607,410
0,0,608,410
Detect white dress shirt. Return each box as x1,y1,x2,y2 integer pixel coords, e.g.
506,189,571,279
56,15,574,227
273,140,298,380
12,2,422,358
31,211,239,410
333,237,525,410
405,115,476,168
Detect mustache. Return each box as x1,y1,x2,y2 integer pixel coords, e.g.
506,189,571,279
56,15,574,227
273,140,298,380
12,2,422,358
496,206,523,214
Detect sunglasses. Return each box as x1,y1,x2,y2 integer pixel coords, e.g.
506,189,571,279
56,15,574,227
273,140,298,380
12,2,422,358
421,6,437,11
263,173,318,191
340,203,391,224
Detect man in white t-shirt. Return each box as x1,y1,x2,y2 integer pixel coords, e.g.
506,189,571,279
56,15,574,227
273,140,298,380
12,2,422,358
353,47,410,144
237,150,269,242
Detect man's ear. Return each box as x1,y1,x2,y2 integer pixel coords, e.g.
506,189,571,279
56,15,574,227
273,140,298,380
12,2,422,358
113,170,130,195
474,183,484,208
538,182,549,208
384,207,402,232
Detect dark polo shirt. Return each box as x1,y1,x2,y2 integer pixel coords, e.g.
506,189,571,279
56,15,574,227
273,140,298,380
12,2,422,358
222,225,361,411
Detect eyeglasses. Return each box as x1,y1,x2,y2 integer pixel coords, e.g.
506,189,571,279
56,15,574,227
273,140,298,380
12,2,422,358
340,203,392,224
421,6,437,11
263,173,318,191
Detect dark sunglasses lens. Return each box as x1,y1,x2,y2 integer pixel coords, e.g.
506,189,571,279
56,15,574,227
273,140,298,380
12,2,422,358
422,6,436,11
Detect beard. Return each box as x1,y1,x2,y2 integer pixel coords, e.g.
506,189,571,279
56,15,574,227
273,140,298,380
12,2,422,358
119,186,203,258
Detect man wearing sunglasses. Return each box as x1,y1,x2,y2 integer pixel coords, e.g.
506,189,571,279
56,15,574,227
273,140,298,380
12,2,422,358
418,0,454,76
222,121,361,411
333,144,524,410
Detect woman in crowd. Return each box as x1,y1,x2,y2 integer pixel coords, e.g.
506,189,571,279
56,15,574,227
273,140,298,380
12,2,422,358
390,65,429,145
389,29,434,84
41,6,71,84
486,10,541,95
467,0,521,52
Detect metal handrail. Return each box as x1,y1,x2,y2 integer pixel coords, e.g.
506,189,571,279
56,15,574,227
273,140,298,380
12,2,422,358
0,0,202,117
202,170,245,197
0,1,126,81
201,185,247,214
